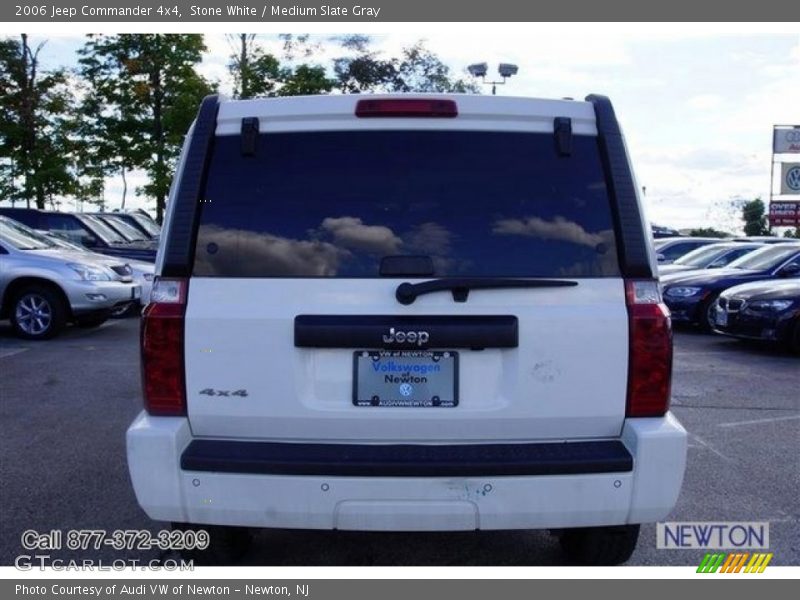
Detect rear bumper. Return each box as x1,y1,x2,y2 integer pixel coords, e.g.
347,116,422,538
712,308,797,343
126,412,687,531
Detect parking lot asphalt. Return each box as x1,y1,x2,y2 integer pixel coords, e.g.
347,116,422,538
1,318,798,567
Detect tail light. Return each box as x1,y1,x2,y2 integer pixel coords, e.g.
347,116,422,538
355,98,458,118
625,280,673,417
141,278,187,416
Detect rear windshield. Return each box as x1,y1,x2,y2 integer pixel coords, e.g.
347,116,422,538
193,131,620,278
77,215,127,244
0,218,55,250
728,245,800,271
102,216,146,241
131,214,161,236
673,244,728,267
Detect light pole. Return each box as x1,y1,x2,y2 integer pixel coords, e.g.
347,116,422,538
467,62,519,95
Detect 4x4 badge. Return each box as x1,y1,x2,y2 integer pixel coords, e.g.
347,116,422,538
199,388,249,397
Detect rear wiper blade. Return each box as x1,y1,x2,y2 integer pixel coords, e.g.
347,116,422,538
395,278,578,305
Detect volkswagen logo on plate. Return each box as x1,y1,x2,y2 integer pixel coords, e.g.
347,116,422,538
399,383,413,397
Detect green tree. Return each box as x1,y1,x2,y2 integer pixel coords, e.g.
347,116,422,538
78,34,213,222
278,64,334,96
741,198,771,237
688,227,731,238
272,34,334,96
783,227,800,239
395,42,478,93
279,33,320,62
227,34,334,99
227,35,471,99
74,59,143,210
333,36,478,94
227,34,281,99
333,34,398,93
0,34,77,208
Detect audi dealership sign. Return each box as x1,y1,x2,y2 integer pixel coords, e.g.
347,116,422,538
773,127,800,153
771,127,800,226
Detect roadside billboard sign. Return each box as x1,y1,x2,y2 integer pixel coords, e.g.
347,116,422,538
773,127,800,153
768,200,800,226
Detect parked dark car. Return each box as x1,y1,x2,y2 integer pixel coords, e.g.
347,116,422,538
661,243,800,330
0,208,156,263
651,224,681,239
712,280,800,353
95,212,161,241
658,242,763,276
91,214,158,249
653,237,721,264
731,236,795,245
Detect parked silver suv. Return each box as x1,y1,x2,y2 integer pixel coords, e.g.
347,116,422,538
0,216,140,339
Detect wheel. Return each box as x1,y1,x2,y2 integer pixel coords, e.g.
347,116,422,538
559,524,640,565
9,285,67,340
788,319,800,355
171,523,252,565
699,294,720,332
76,315,108,328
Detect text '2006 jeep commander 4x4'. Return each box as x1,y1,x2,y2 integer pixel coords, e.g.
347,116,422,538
127,94,687,565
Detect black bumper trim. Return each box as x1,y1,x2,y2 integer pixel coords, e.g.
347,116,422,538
180,440,633,477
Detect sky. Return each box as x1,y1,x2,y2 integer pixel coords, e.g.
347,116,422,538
5,25,800,234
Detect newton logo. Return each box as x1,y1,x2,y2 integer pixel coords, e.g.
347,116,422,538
657,521,769,549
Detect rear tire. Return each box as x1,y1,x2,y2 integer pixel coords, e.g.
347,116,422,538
788,318,800,355
171,523,252,565
9,284,67,340
559,524,640,565
699,294,720,332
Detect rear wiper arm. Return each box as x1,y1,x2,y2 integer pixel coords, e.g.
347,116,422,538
395,278,578,305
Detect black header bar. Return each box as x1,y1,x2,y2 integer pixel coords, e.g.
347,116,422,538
5,0,799,22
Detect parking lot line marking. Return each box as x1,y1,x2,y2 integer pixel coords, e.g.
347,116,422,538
673,403,793,412
0,348,29,359
689,433,733,462
68,319,122,339
718,415,800,428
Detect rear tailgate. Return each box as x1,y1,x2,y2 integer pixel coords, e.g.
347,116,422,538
185,279,627,441
182,95,629,443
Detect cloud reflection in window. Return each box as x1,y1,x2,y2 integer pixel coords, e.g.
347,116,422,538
195,224,350,277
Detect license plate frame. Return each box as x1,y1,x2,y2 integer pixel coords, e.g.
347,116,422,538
353,350,458,408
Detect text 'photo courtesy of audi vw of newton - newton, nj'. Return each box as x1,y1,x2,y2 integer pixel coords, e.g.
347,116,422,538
125,93,687,566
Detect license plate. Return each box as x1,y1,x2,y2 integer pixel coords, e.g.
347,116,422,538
132,286,142,300
716,309,728,327
353,350,458,407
